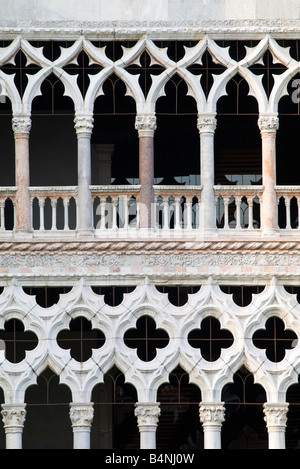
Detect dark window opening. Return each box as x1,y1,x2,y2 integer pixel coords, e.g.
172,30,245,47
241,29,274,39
91,366,139,450
221,366,268,449
91,285,136,306
23,286,72,308
23,367,73,449
220,285,265,307
157,366,203,450
156,285,201,306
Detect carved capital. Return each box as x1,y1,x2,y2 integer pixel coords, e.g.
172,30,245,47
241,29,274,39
74,114,94,134
199,402,225,426
69,403,94,427
135,402,161,427
1,404,27,431
258,115,279,133
135,114,157,136
263,403,289,428
197,115,217,133
12,116,32,134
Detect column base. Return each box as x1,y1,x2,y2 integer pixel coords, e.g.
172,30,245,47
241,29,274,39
14,229,33,239
76,229,94,238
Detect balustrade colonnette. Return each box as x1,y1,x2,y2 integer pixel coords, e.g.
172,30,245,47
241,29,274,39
1,111,298,237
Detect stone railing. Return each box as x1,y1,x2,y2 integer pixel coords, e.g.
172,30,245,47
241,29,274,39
214,185,264,230
29,186,78,232
0,184,300,236
276,186,300,230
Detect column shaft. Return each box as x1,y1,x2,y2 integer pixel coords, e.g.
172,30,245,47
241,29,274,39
258,115,279,234
199,402,225,449
1,404,26,449
70,402,94,450
135,402,160,449
13,116,32,233
74,114,94,235
135,114,156,229
198,115,217,233
263,403,288,450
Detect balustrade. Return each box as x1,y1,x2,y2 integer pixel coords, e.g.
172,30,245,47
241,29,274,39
0,185,299,236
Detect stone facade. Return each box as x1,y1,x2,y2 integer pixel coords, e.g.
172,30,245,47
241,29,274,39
1,0,300,451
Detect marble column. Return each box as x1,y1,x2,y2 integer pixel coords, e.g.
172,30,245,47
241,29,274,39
74,113,94,235
263,403,288,449
1,404,26,449
135,114,156,229
199,402,225,449
134,402,160,449
197,114,217,234
69,402,94,449
12,115,32,234
258,114,279,234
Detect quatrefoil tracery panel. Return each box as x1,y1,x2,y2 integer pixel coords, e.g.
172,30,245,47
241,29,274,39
1,35,299,115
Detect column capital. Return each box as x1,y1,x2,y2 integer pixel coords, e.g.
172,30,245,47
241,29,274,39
135,114,157,137
1,404,27,431
258,114,279,133
199,402,225,426
69,402,94,428
74,113,94,135
134,402,161,427
12,115,32,134
263,402,289,428
197,114,217,133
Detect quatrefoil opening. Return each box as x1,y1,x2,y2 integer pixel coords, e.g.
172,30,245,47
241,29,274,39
0,318,38,363
124,315,169,362
57,316,105,362
188,316,234,362
252,316,298,363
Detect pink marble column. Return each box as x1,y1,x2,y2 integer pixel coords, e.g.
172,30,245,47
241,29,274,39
258,114,279,234
135,114,156,229
12,115,32,234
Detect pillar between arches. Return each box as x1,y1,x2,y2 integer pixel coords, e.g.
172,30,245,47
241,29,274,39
69,402,94,449
199,402,225,449
263,402,289,449
12,115,32,235
258,114,279,235
1,403,27,449
135,114,156,230
134,402,160,449
74,112,94,236
197,114,217,234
